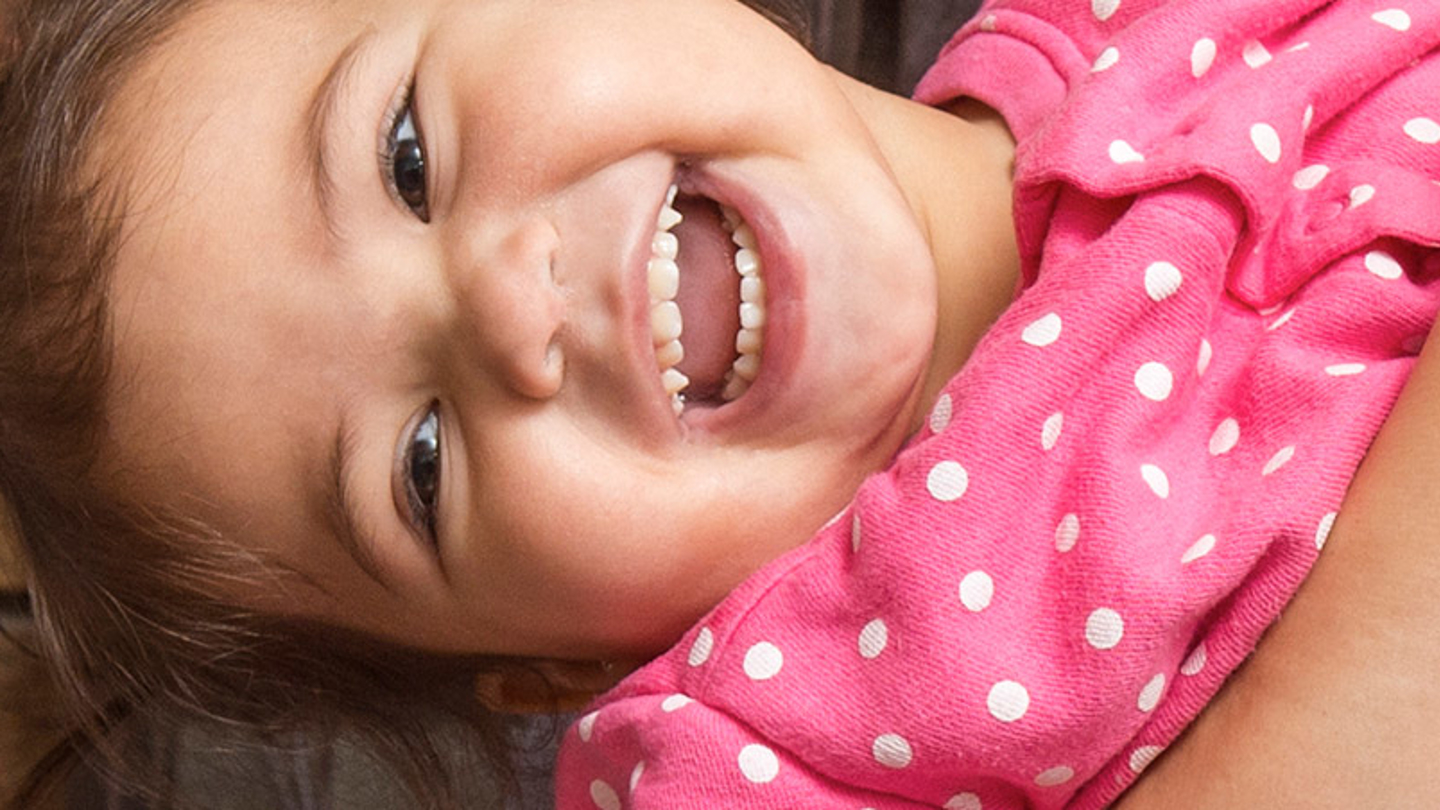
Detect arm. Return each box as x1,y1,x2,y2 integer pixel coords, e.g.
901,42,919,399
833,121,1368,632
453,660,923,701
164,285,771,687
1115,322,1440,808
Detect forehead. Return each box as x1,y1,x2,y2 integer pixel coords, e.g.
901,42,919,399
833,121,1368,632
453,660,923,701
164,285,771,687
97,0,373,576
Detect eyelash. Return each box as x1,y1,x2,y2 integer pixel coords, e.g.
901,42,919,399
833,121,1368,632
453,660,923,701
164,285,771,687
379,82,431,222
403,405,443,544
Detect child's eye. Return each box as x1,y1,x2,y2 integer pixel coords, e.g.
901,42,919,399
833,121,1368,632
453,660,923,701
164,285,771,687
382,88,430,222
403,405,442,543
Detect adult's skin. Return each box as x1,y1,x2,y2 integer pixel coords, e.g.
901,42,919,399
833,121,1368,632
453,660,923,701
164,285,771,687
1116,317,1440,805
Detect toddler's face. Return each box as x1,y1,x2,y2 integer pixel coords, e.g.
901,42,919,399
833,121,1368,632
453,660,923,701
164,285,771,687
101,0,938,658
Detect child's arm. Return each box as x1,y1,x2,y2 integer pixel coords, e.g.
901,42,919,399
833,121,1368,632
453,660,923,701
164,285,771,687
1115,318,1440,808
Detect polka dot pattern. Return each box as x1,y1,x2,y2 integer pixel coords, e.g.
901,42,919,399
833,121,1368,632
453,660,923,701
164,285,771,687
1137,674,1165,712
1086,609,1125,650
858,619,889,660
945,794,982,810
738,745,780,784
1190,38,1217,77
559,3,1440,805
744,642,784,681
1140,464,1170,498
688,628,715,667
1035,766,1076,787
959,572,995,612
1129,746,1164,774
1023,313,1063,347
872,734,914,769
1250,123,1282,164
988,681,1031,723
928,461,970,502
1182,534,1216,564
1405,117,1440,144
1209,418,1240,455
1135,362,1174,401
1055,513,1081,553
590,780,621,810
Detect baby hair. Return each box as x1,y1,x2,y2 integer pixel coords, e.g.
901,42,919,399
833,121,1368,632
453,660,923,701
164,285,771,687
0,0,811,808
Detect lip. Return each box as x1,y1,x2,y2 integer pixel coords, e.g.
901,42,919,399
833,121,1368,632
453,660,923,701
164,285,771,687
667,163,804,439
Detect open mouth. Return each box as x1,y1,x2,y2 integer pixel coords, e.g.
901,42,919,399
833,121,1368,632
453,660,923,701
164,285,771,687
648,183,767,416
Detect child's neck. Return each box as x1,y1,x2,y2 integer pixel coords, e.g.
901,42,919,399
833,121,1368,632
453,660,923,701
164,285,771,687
835,72,1021,434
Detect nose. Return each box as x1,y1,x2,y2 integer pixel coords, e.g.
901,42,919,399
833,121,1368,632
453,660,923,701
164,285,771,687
446,216,566,401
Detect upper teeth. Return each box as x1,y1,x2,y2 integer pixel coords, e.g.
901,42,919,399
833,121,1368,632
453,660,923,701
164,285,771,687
649,183,768,416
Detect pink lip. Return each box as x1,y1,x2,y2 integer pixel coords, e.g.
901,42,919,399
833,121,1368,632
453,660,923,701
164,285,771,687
672,164,805,439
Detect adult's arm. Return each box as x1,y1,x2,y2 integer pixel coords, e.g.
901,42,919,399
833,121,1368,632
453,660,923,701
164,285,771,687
1115,320,1440,807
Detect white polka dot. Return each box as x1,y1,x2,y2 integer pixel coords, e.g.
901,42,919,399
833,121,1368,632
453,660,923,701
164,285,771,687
1326,363,1367,377
688,628,715,667
872,734,914,769
1242,40,1272,68
661,694,693,713
630,761,646,791
859,619,889,660
743,642,784,681
1092,46,1120,72
979,14,997,32
1138,674,1166,712
1197,339,1214,376
1405,117,1440,145
1109,139,1145,164
1129,746,1165,774
960,572,996,612
1372,8,1412,30
987,681,1030,722
1303,104,1315,130
1140,464,1171,499
1135,362,1174,401
578,711,600,742
1042,412,1064,451
928,461,970,502
1209,418,1240,456
1035,766,1076,787
945,794,983,810
590,780,621,810
1267,308,1296,331
1092,0,1120,21
1366,250,1404,280
1055,513,1081,553
931,393,955,433
1287,41,1312,53
738,744,780,784
1293,164,1330,190
1349,184,1376,208
1191,38,1217,77
1250,123,1282,164
1182,534,1216,564
1180,642,1208,676
1023,313,1063,347
1086,608,1125,650
1263,445,1296,476
1316,512,1338,550
852,513,863,553
1144,261,1183,302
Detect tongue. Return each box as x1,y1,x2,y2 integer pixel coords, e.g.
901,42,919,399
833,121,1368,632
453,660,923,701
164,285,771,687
672,197,741,400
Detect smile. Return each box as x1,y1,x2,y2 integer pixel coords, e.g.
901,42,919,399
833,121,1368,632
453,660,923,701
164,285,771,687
649,183,768,416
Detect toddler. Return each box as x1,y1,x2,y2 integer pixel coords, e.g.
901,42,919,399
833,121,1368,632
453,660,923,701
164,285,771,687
0,0,1435,809
555,0,1440,807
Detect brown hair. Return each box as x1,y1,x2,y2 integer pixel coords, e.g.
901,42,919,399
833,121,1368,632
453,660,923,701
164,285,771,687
0,0,811,807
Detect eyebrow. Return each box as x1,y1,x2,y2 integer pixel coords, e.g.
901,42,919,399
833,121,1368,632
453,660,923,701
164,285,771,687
305,27,380,237
323,405,398,595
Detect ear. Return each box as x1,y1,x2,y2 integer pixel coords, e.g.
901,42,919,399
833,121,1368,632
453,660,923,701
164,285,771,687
475,659,638,715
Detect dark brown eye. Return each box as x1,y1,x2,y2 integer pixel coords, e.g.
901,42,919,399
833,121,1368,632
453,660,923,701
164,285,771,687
386,97,429,222
406,407,441,540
